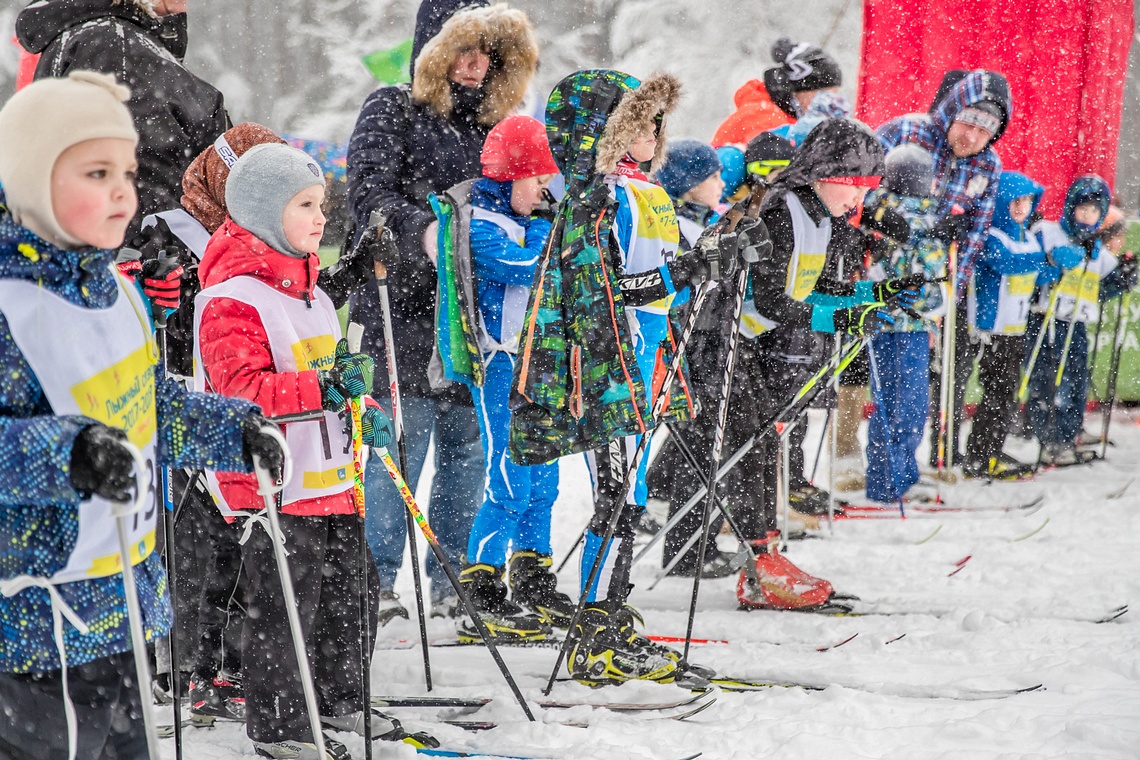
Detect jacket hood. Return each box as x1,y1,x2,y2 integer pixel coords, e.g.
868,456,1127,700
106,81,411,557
991,171,1043,237
411,2,538,127
471,177,517,218
1060,174,1111,240
16,0,187,59
199,218,320,299
545,69,681,188
930,69,1012,147
761,118,886,214
733,79,777,109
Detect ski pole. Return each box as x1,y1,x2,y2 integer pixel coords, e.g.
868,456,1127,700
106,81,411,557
148,274,184,760
1100,292,1131,459
648,338,866,586
681,262,748,666
1088,304,1105,403
114,441,162,760
372,447,535,721
368,212,432,691
936,240,958,475
250,427,330,758
544,277,715,696
345,323,374,757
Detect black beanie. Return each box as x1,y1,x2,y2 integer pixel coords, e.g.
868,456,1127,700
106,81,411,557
770,37,842,92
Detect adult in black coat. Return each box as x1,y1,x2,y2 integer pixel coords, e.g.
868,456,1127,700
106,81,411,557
346,0,539,609
16,0,228,239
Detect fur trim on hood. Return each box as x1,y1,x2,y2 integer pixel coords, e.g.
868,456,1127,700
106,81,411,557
594,72,682,176
411,3,538,127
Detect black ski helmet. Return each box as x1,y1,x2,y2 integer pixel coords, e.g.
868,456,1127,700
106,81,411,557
884,144,935,198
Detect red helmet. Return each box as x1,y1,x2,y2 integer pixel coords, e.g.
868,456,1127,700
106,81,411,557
481,115,559,182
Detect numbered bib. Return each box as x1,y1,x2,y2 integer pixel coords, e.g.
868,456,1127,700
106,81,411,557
0,273,158,583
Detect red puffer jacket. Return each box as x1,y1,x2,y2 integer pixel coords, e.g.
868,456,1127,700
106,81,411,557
197,218,355,516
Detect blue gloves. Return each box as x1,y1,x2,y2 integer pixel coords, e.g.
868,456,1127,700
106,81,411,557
361,406,394,449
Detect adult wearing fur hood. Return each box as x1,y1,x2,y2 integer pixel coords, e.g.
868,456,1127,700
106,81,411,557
346,0,539,615
16,0,228,240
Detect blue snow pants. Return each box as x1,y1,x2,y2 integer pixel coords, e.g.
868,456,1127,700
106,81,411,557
866,331,930,502
465,351,559,567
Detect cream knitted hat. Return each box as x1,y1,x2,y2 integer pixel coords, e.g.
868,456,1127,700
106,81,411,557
0,70,138,248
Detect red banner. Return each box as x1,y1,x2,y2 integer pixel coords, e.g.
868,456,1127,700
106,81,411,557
856,0,1134,217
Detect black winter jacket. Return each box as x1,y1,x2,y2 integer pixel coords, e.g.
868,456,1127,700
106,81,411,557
17,0,228,239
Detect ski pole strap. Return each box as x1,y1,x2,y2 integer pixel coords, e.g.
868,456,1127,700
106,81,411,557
377,448,436,544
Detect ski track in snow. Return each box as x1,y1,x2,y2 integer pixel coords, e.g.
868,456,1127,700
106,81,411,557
160,410,1140,759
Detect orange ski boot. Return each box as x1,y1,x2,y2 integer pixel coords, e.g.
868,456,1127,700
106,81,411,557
737,531,834,610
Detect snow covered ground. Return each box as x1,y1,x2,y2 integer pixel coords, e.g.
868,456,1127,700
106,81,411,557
164,408,1140,760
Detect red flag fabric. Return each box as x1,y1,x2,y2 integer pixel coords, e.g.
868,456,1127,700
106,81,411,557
856,0,1134,217
14,38,39,92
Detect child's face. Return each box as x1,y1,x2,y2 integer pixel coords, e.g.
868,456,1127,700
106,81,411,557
1009,195,1034,224
683,172,725,209
813,181,869,218
1073,202,1102,227
510,174,555,216
282,184,326,255
449,46,491,89
627,128,657,164
51,137,138,250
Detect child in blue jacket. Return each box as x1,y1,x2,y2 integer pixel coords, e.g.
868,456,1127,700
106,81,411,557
0,72,275,759
458,115,569,641
963,170,1075,478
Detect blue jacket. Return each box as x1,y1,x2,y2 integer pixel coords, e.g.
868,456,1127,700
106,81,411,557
0,200,255,674
469,178,552,350
970,171,1047,332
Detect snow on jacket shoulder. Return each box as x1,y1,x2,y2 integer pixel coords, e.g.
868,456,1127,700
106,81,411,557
0,203,252,674
196,219,353,515
17,0,228,239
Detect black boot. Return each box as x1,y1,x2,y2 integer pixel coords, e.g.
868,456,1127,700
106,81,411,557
508,551,576,628
457,563,551,642
565,599,679,686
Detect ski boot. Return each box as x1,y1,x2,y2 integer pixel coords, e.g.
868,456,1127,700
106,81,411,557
962,454,1034,481
321,709,439,748
457,563,551,643
789,481,832,515
508,551,577,628
188,673,245,726
737,531,834,610
253,734,351,760
566,599,679,686
376,590,410,627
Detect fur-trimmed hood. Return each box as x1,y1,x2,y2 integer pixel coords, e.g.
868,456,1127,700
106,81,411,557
411,2,538,127
544,69,682,191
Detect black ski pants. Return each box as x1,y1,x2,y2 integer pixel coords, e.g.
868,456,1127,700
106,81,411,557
966,334,1027,465
0,652,148,760
241,512,380,744
929,300,980,466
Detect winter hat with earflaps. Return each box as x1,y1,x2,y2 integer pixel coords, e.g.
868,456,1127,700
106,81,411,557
481,115,559,181
224,143,325,258
182,123,286,234
654,139,721,200
0,70,138,249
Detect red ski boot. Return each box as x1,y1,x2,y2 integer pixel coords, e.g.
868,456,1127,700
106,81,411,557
737,531,833,610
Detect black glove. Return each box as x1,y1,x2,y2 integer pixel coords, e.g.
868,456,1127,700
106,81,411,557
932,211,970,247
872,273,927,308
358,216,400,270
832,302,893,337
70,424,135,501
1118,252,1138,291
687,216,772,284
860,198,912,247
242,414,284,480
532,189,558,222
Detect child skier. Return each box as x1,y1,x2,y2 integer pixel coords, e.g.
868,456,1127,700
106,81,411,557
1026,175,1121,465
446,115,573,639
511,69,738,685
735,118,920,610
193,143,427,757
963,170,1073,478
0,71,279,758
654,138,725,247
862,145,947,503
